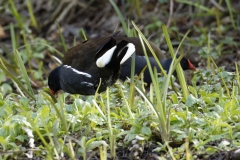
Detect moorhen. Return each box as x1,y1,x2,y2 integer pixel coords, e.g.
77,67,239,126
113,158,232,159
119,55,196,85
48,31,136,95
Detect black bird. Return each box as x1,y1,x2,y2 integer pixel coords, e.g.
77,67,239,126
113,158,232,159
48,31,135,95
119,55,196,84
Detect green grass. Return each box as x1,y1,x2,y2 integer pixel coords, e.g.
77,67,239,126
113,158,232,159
0,0,240,159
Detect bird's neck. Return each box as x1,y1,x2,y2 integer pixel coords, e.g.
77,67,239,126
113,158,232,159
160,58,173,72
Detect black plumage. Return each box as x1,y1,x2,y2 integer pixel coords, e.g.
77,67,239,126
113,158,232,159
48,31,196,95
48,31,135,95
119,55,196,84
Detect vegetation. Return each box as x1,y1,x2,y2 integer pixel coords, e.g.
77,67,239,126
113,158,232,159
0,0,239,159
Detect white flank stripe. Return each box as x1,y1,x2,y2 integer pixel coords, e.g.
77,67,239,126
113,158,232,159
63,65,92,78
120,43,135,64
96,46,116,68
81,82,94,87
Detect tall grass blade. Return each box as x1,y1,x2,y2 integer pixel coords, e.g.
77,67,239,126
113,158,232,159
26,0,38,28
117,83,134,119
161,54,178,105
207,32,211,69
51,95,75,159
0,62,35,100
92,99,107,121
132,21,169,141
9,23,17,65
9,7,31,65
15,50,35,96
162,25,189,101
109,0,128,34
106,87,116,159
129,53,135,108
176,0,215,14
99,145,107,160
235,62,240,91
9,0,23,29
210,57,231,98
134,86,158,117
9,24,35,100
58,24,68,52
225,0,236,29
81,29,87,41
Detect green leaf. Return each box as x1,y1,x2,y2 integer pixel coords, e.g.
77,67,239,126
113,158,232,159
141,126,151,136
86,140,108,151
186,94,198,107
11,115,31,127
171,93,178,104
0,136,7,147
188,86,198,98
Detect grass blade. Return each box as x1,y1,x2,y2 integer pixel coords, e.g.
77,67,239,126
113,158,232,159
58,24,68,52
132,21,169,141
162,25,189,101
235,62,240,91
176,0,215,14
26,0,38,28
225,0,236,29
116,82,134,119
106,87,116,159
109,0,128,34
0,62,35,100
210,57,231,98
129,53,136,108
15,50,35,97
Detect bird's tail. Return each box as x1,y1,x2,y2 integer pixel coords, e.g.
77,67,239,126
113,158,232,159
96,40,135,68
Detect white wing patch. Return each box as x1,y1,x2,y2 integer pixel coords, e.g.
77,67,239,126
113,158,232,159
63,65,92,78
96,46,117,68
120,43,135,64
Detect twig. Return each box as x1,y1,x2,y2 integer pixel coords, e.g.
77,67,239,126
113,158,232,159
210,0,226,12
22,127,35,158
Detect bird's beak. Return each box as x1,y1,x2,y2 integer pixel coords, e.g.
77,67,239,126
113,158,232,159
187,60,196,71
50,89,55,95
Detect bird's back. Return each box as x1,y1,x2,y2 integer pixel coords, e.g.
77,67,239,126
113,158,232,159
115,36,166,60
62,36,115,71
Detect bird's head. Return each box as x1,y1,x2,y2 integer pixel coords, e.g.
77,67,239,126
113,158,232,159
48,67,61,95
180,57,196,71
